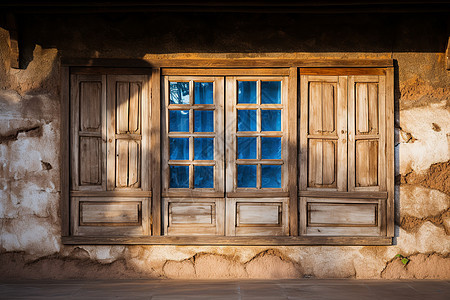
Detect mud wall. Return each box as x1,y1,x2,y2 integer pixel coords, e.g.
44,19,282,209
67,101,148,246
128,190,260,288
0,12,449,279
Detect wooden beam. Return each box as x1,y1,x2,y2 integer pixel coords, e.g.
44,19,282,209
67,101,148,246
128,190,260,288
62,58,395,69
62,235,393,246
5,12,19,69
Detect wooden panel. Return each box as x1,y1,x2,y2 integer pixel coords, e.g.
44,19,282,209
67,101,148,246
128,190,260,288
237,203,281,226
71,74,107,192
308,203,377,226
79,137,102,185
71,190,152,197
308,139,336,188
116,82,130,134
355,140,378,187
299,190,387,199
164,198,225,236
72,197,149,236
227,198,288,236
80,202,141,225
129,82,141,133
115,140,141,188
80,81,102,132
170,203,214,224
356,83,378,134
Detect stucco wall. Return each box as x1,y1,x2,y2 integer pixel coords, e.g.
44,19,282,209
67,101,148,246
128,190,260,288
0,13,449,279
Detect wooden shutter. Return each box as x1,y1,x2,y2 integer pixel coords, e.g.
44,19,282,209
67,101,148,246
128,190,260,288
299,71,389,237
71,75,107,191
70,72,151,237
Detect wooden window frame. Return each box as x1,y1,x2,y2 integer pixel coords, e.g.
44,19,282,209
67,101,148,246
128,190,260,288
61,59,394,246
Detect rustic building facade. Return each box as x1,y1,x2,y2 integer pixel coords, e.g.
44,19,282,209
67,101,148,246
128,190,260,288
0,2,449,279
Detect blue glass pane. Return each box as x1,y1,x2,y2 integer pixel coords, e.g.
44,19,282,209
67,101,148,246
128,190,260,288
261,110,281,131
169,138,189,160
194,110,214,132
170,82,189,104
237,110,257,132
194,138,214,160
261,137,281,159
261,81,281,104
238,81,257,104
194,166,214,188
194,82,214,104
169,166,189,188
237,137,257,159
261,165,281,188
169,110,189,132
237,165,257,188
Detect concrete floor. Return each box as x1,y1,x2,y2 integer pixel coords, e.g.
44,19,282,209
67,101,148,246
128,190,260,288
0,279,449,299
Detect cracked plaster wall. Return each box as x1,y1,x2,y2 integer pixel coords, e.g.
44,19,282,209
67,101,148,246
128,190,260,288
0,13,449,280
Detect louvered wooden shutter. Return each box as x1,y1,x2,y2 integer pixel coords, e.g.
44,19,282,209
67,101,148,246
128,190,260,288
70,73,151,236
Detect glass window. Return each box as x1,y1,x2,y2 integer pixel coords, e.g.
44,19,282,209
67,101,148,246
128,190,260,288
170,82,190,104
194,82,214,104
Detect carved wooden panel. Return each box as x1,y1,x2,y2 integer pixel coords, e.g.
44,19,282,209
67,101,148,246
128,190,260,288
79,137,102,186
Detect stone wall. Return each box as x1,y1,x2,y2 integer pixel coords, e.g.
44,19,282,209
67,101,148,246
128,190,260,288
0,13,449,279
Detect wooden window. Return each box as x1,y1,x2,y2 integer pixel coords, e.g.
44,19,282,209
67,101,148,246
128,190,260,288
63,61,394,245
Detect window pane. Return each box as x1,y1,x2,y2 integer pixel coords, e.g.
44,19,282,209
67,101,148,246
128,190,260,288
237,165,257,188
261,81,281,104
237,109,257,132
261,110,281,131
261,137,281,159
237,137,257,159
194,138,214,160
194,110,214,132
169,138,189,160
169,110,189,132
169,165,189,188
194,166,214,188
238,81,257,104
194,82,214,104
170,82,190,104
261,165,281,188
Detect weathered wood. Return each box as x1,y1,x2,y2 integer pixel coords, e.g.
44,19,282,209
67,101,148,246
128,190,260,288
71,190,152,197
62,58,395,68
162,68,290,76
226,191,290,198
71,67,153,75
71,74,107,192
60,66,70,236
150,68,161,235
299,190,387,199
308,203,377,226
164,198,225,236
300,68,386,76
80,202,141,225
227,198,289,236
72,197,149,236
385,68,395,237
62,236,393,246
288,67,298,236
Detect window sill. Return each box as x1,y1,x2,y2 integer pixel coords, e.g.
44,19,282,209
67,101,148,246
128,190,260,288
62,236,392,246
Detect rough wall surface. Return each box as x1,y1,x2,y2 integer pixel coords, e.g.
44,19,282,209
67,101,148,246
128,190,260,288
0,13,449,279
